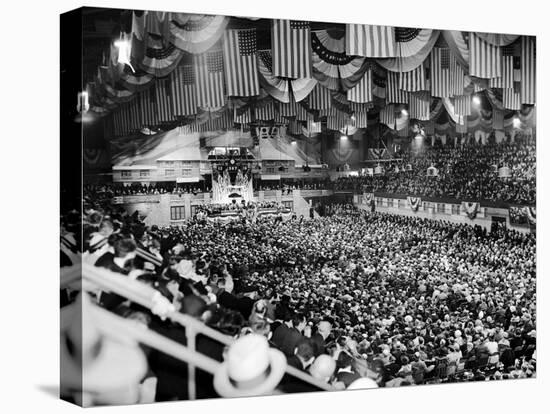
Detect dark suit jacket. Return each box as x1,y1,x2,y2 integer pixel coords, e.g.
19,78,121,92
271,325,304,357
310,332,326,357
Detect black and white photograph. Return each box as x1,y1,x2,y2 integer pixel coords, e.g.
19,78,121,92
54,1,540,410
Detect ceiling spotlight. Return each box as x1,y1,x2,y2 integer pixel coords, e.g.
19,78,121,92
472,95,481,106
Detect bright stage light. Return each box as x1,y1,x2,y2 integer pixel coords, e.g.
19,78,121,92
291,140,297,145
350,114,356,121
340,134,348,140
472,95,481,106
513,117,521,128
401,109,408,117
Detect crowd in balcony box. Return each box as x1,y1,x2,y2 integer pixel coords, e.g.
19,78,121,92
333,141,535,205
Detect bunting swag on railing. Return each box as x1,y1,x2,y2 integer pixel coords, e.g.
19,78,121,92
361,192,375,205
407,196,421,212
461,201,480,219
103,82,135,103
311,29,370,91
169,14,229,54
257,50,290,103
376,29,439,72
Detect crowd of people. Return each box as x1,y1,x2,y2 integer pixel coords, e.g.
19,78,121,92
60,188,536,404
334,142,535,205
194,200,288,216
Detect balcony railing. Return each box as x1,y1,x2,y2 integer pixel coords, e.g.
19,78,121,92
61,263,334,401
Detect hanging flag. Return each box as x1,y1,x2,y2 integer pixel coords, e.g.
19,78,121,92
306,118,322,133
503,82,521,110
453,95,471,116
399,65,426,92
154,78,173,122
347,69,373,102
288,119,303,135
271,20,312,78
469,33,502,79
279,95,298,117
234,106,251,124
352,110,369,128
493,108,504,130
520,36,536,104
254,100,276,121
456,115,468,133
489,46,515,89
326,110,348,131
450,53,465,95
195,50,226,108
127,98,140,131
386,71,409,103
296,103,311,121
139,88,158,126
309,83,332,109
408,91,430,120
345,24,396,57
222,28,260,97
372,72,386,99
430,48,450,97
513,55,521,82
171,64,198,116
380,105,395,127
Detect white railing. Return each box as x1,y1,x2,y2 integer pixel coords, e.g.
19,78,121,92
61,263,334,400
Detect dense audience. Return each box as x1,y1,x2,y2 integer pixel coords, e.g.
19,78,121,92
61,188,536,403
334,142,535,205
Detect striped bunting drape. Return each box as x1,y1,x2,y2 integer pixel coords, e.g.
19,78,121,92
399,65,426,92
408,91,430,120
469,33,502,79
309,83,332,109
347,69,373,103
345,24,397,57
520,36,536,104
386,71,409,103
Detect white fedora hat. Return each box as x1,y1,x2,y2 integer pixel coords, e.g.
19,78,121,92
214,334,286,398
60,294,147,406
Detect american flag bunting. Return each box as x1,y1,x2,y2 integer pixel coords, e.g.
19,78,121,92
345,24,396,57
223,29,260,97
195,50,226,108
271,20,312,78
